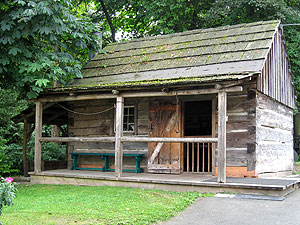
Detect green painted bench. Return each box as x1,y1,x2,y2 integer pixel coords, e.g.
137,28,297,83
70,151,145,173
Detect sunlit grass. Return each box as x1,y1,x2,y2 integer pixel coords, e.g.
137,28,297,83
1,184,213,225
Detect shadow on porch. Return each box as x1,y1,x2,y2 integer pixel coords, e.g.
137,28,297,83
30,169,300,197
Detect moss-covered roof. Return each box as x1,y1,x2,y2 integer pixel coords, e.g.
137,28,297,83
63,20,280,91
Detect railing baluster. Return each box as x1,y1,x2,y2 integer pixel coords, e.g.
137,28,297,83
208,143,210,172
187,143,190,172
183,141,215,173
202,143,205,172
192,143,195,172
197,143,200,172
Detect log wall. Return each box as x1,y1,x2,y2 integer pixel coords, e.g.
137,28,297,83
255,92,293,174
215,82,256,174
67,98,149,169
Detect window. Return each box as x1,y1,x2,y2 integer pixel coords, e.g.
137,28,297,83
123,106,135,132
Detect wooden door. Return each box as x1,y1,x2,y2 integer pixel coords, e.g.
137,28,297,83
148,100,181,174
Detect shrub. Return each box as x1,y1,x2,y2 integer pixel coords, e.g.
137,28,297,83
0,177,17,217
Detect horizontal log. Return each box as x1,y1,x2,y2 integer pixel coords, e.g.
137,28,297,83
39,136,218,143
121,136,218,143
38,86,243,103
39,137,116,143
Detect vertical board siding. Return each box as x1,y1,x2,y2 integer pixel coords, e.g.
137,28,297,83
256,92,293,174
258,28,294,108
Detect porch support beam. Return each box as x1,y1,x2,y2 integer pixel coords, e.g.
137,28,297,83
34,101,43,173
22,119,29,176
218,91,227,183
38,86,243,102
115,96,124,179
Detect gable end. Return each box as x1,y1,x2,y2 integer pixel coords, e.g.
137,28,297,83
257,25,295,108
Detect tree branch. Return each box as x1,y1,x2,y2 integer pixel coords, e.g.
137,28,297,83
99,0,116,42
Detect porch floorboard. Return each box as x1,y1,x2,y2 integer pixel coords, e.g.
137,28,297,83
30,169,300,197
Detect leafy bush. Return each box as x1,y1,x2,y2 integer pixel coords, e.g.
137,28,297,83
0,177,16,217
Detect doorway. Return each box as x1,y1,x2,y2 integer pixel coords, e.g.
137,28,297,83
183,101,213,173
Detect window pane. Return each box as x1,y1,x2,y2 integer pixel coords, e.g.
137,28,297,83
123,123,128,131
129,107,134,115
129,115,134,123
128,124,134,131
124,108,128,115
123,115,128,123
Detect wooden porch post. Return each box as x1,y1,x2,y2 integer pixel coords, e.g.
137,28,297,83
218,91,227,183
22,119,29,176
34,101,43,173
115,96,124,178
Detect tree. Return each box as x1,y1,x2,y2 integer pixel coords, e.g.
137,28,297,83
203,0,300,107
0,0,100,99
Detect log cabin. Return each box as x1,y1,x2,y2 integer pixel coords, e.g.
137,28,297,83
17,20,295,183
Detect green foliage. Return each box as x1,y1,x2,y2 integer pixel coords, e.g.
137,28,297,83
0,177,17,217
202,0,300,106
0,184,208,224
0,150,18,177
0,0,100,99
90,0,215,41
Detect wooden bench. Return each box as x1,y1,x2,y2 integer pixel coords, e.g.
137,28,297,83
70,150,145,173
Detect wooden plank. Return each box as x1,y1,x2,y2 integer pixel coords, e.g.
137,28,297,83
218,91,227,183
114,96,124,178
149,143,164,164
122,136,218,143
39,86,243,103
34,102,43,173
40,137,116,143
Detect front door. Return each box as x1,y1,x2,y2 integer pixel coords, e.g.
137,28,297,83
148,100,181,174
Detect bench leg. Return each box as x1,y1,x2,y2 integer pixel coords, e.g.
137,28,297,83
101,155,110,172
70,155,78,170
135,156,144,173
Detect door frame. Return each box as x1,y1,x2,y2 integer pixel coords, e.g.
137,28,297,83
180,96,217,174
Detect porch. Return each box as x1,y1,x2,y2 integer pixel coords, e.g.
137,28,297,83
30,169,300,197
31,85,237,182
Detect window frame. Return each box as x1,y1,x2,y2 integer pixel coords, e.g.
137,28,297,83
114,104,137,135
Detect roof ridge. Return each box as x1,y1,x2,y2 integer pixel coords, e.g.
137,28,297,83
108,20,280,46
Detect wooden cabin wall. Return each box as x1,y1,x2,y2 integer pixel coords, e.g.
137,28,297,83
257,27,294,109
67,98,149,170
255,92,293,174
215,82,257,177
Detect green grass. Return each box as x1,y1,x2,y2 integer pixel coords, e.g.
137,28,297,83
0,184,212,225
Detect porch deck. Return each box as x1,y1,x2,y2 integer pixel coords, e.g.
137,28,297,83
30,169,300,197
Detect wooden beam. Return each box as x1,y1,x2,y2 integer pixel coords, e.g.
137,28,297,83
39,136,218,143
114,96,124,178
38,86,243,103
34,101,43,173
22,120,29,176
218,91,227,183
121,136,218,143
40,137,115,143
14,103,55,123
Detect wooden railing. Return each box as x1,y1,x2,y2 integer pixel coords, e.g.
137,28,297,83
184,142,214,173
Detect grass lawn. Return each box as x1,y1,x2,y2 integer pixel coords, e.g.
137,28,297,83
0,184,212,225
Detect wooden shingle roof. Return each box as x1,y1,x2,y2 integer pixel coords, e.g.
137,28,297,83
64,20,280,91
